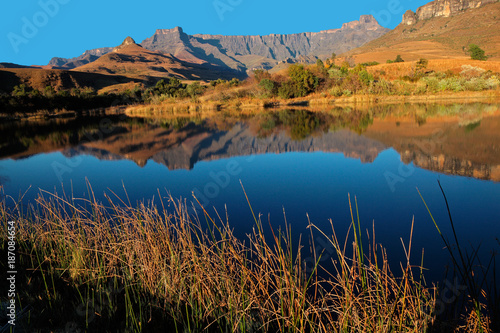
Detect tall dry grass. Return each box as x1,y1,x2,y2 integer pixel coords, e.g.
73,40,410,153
0,185,491,332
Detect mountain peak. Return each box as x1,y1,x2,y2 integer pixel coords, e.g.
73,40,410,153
154,27,184,35
121,36,136,45
114,36,140,52
341,15,386,30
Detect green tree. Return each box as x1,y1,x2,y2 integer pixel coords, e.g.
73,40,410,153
44,86,56,98
155,78,187,97
358,70,374,86
287,64,319,97
186,82,205,99
316,58,324,69
416,58,428,71
394,55,404,63
468,44,487,61
277,81,296,99
12,84,28,97
259,78,277,97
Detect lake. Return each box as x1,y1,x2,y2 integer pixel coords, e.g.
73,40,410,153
1,102,499,283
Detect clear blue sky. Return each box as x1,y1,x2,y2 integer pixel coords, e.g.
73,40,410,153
1,0,429,66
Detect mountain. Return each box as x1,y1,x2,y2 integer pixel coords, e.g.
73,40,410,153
73,37,245,81
342,0,500,63
69,122,388,169
364,110,500,181
0,67,140,95
47,47,113,69
402,0,498,24
48,15,389,73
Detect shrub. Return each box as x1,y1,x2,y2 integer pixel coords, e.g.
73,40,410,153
360,61,379,67
259,78,277,98
416,58,428,71
368,79,394,95
328,68,345,79
358,70,374,86
421,76,439,93
393,80,415,95
154,78,187,97
277,81,296,99
287,64,319,97
186,82,205,100
468,44,487,61
329,86,343,97
253,69,271,83
442,77,465,92
485,76,500,90
12,84,28,97
229,78,240,87
394,55,404,63
342,89,352,96
460,65,486,79
341,73,362,93
464,77,488,91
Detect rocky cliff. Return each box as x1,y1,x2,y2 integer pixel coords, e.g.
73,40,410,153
48,15,389,73
402,0,498,24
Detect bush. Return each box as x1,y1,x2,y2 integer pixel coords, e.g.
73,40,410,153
368,79,394,95
442,77,465,92
468,44,487,61
329,86,343,97
360,61,379,67
421,77,439,93
154,78,187,97
485,76,500,90
277,81,296,99
464,77,488,91
287,64,319,97
259,78,277,98
253,69,271,83
186,82,205,100
358,70,374,86
328,68,345,79
394,55,404,63
460,65,486,79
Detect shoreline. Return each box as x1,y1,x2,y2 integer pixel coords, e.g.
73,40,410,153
124,90,500,117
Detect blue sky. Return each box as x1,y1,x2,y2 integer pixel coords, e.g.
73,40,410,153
1,0,429,66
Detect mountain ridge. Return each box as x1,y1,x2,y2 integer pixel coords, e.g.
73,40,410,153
47,15,389,73
402,0,498,25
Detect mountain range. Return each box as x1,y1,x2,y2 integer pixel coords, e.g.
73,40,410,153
47,15,389,74
1,0,499,94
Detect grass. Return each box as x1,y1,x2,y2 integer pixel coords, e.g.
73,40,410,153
0,184,496,332
418,181,500,333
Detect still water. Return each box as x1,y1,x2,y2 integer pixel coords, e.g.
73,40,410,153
1,103,499,282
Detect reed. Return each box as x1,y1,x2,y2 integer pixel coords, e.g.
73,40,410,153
418,181,499,332
0,185,477,332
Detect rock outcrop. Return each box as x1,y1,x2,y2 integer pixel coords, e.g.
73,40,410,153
113,36,138,51
402,0,498,25
48,15,389,73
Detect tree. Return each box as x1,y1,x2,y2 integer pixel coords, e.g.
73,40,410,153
287,64,319,97
259,78,277,97
186,82,205,99
394,55,404,63
468,44,487,61
316,58,325,69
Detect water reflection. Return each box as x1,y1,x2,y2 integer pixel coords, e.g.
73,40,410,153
1,103,499,181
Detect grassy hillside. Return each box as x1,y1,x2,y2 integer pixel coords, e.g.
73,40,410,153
340,2,500,64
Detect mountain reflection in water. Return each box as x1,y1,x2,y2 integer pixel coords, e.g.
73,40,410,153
1,103,499,181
